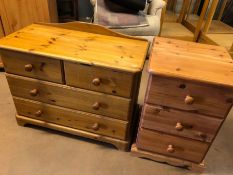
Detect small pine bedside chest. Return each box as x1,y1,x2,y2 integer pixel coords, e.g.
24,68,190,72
131,37,233,172
0,22,149,151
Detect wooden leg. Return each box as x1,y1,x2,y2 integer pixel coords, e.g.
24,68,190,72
131,144,205,173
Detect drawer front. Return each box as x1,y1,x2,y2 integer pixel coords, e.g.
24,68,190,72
14,97,128,140
146,75,233,118
141,104,222,142
7,74,131,120
64,61,136,98
136,129,209,163
1,50,63,83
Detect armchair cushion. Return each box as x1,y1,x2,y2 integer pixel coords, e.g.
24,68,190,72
95,0,148,28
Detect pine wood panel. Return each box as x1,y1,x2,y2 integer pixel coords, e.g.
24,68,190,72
141,104,222,142
0,0,57,35
64,61,135,98
14,97,128,140
149,37,233,88
0,24,148,73
146,75,233,118
136,129,209,163
16,115,129,151
1,50,63,83
7,74,131,120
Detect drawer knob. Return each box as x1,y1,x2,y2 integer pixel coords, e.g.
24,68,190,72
91,123,100,131
92,102,100,110
167,145,175,153
197,132,207,139
35,110,42,117
175,122,184,131
185,95,194,105
25,64,33,72
30,89,39,96
92,78,101,86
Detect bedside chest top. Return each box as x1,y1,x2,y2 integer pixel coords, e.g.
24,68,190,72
0,23,149,72
149,37,233,88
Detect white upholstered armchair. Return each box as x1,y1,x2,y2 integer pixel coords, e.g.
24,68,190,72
90,0,166,43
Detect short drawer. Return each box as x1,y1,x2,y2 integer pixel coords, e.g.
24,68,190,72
141,104,222,142
136,129,209,163
7,74,131,120
14,97,128,140
146,75,233,118
1,50,63,83
64,61,137,98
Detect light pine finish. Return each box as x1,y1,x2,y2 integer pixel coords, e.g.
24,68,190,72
7,74,131,121
64,61,135,98
0,0,58,35
132,37,233,172
131,144,205,173
141,104,222,142
16,115,130,151
136,129,209,163
146,75,233,118
0,24,148,72
0,22,147,150
1,50,63,83
149,37,233,88
14,97,128,140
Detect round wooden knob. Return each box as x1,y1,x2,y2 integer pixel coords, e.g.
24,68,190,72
167,145,175,153
35,110,42,117
92,102,100,110
175,122,184,131
185,95,194,105
25,64,33,72
91,123,100,131
30,89,39,96
197,132,207,138
92,78,101,86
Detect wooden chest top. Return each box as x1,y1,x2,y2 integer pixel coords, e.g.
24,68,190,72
149,37,233,88
0,23,149,72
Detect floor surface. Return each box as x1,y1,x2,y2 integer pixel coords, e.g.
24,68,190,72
0,67,233,175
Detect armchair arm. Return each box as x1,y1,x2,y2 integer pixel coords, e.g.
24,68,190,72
90,0,96,7
148,0,166,16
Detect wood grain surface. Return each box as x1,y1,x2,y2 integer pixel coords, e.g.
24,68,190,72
14,97,128,140
64,61,135,98
7,74,132,120
1,50,63,83
141,104,222,142
136,129,209,163
0,23,148,72
149,37,233,88
146,75,233,118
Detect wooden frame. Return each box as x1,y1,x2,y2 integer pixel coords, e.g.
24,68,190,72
198,0,233,58
160,0,204,42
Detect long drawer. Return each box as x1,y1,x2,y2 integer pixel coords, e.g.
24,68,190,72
7,74,131,120
1,50,63,83
14,97,128,140
146,75,233,118
64,61,136,98
141,104,222,142
136,129,209,163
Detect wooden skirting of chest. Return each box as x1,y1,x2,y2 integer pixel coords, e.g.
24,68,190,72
0,22,149,151
132,37,233,172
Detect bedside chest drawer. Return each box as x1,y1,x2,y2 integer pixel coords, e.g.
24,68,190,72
64,61,136,98
141,104,222,142
7,74,131,120
1,50,63,83
146,75,233,118
14,97,128,140
136,129,209,163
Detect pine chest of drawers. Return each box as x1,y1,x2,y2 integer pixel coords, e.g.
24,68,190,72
131,37,233,171
0,22,149,151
